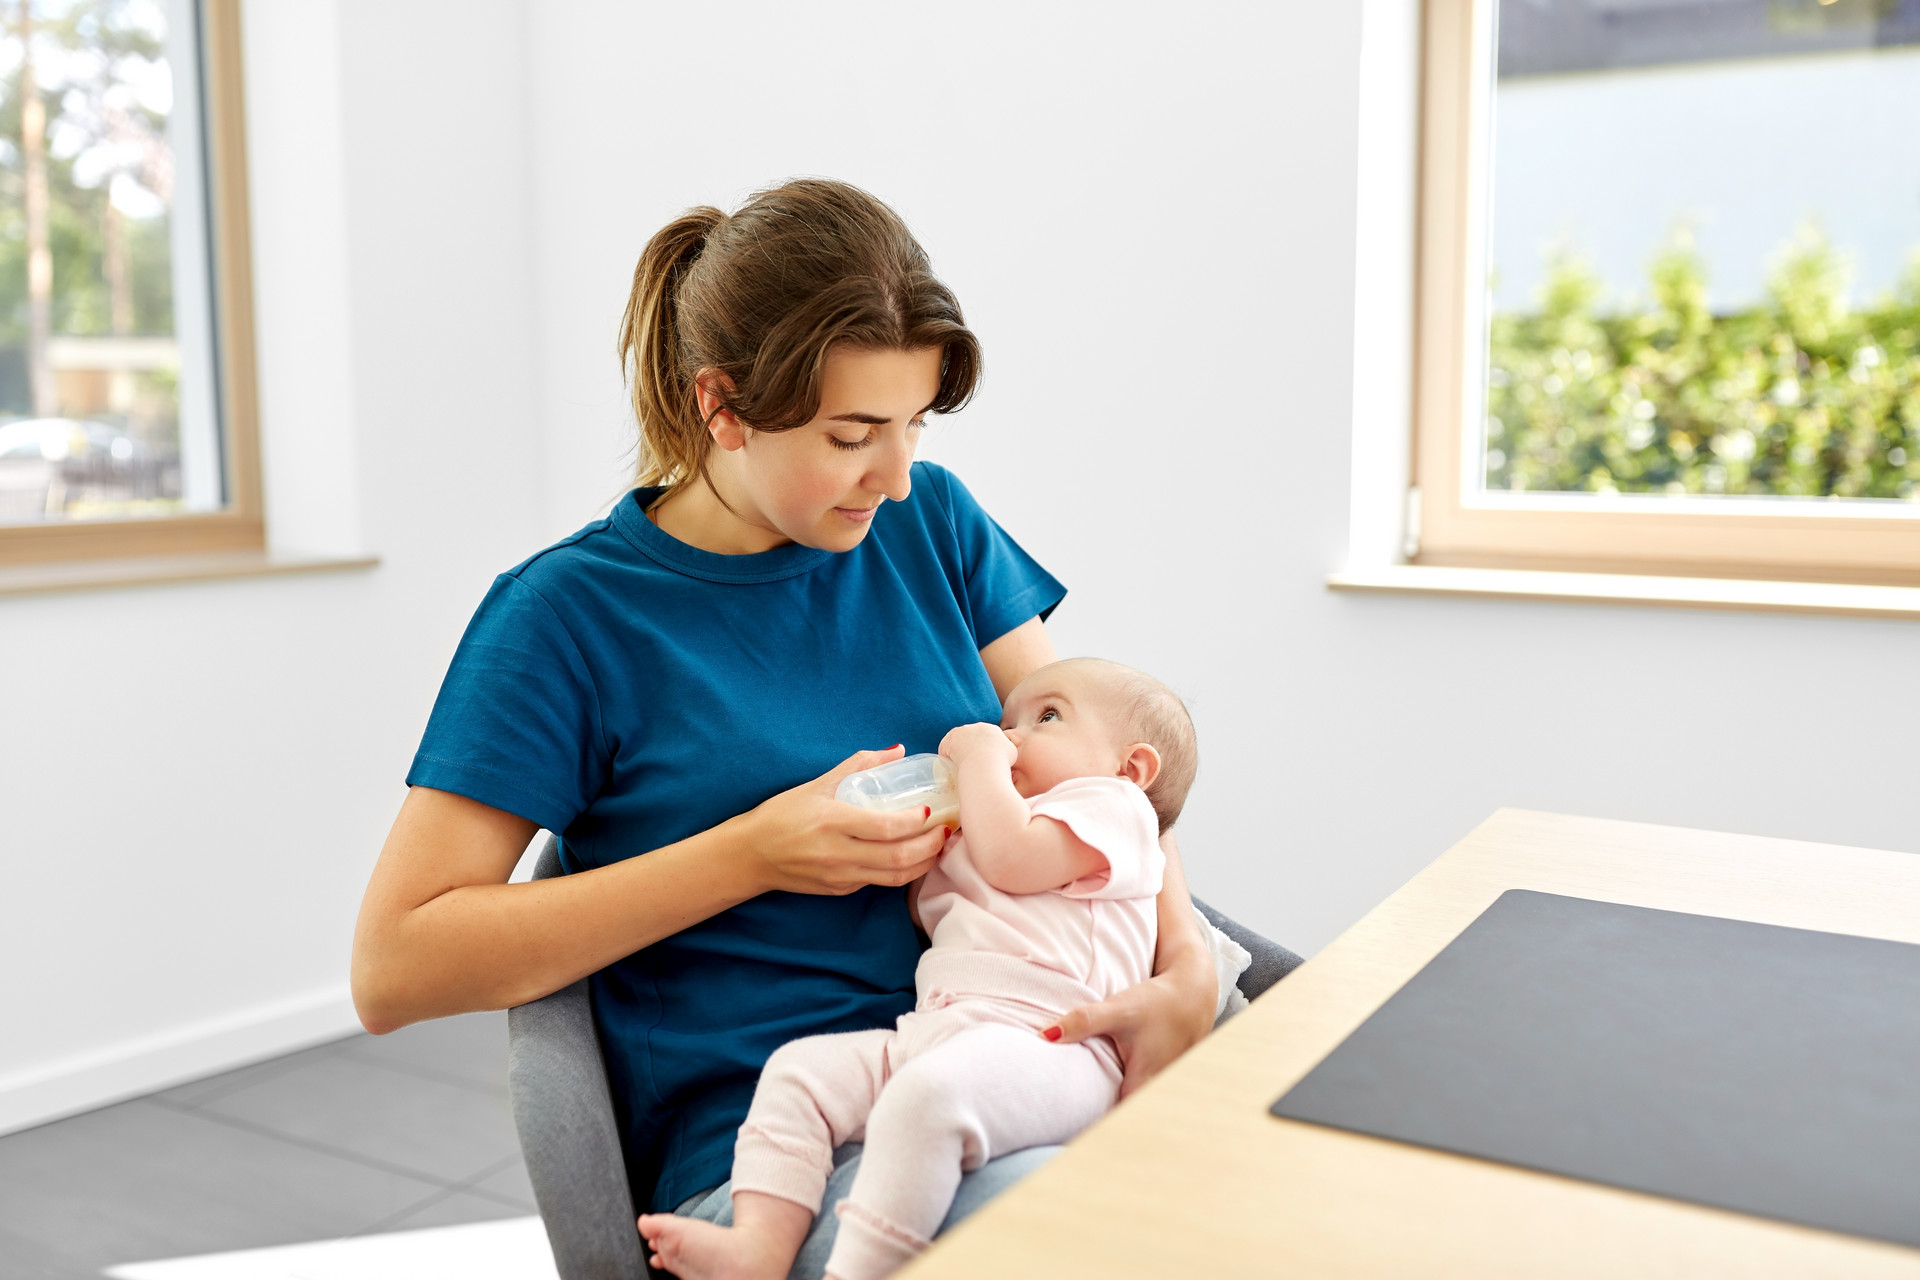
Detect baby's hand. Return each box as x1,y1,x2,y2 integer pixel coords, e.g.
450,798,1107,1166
939,722,1016,768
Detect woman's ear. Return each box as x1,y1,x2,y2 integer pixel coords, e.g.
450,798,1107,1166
1118,743,1161,793
694,369,748,451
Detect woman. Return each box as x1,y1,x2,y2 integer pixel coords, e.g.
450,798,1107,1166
350,178,1215,1271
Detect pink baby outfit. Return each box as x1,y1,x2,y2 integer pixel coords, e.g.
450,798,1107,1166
729,775,1164,1280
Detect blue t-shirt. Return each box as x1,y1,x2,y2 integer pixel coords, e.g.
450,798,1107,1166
406,462,1065,1211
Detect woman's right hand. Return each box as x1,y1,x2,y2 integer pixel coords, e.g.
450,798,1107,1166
740,746,949,895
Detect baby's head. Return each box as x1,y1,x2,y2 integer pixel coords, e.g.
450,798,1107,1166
998,658,1198,833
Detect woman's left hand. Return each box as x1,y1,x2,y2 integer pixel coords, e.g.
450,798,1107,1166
1043,827,1217,1097
1045,956,1216,1098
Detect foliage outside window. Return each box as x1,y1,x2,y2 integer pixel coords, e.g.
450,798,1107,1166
0,0,230,534
1407,0,1920,586
1480,0,1920,510
1487,229,1920,502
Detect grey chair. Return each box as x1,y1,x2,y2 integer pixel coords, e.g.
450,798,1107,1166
507,835,1302,1280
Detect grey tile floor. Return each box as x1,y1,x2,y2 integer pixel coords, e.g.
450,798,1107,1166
0,1011,534,1279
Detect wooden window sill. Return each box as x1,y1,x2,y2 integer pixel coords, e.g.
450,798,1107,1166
1327,564,1920,621
0,550,379,599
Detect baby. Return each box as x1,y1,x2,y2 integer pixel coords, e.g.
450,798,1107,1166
639,657,1198,1280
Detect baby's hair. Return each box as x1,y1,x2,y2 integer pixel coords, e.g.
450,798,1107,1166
1059,658,1198,834
617,178,982,489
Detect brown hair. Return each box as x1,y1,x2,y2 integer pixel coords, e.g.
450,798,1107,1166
1058,658,1200,835
617,179,983,488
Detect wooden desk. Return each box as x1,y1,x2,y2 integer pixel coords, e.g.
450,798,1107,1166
905,809,1920,1279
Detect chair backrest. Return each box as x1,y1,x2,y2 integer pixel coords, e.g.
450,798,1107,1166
509,835,649,1280
530,835,564,882
1193,897,1304,1001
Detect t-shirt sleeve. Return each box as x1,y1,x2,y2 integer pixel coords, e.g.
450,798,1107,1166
1031,778,1166,901
405,574,610,834
925,464,1067,648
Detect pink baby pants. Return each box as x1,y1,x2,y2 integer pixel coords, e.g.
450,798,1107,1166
732,1000,1120,1280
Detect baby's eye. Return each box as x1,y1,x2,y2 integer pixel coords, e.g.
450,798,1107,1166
1037,708,1059,723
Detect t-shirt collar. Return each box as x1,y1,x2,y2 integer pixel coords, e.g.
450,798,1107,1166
612,488,837,584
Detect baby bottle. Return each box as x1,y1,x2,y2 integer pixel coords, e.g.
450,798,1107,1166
836,753,959,831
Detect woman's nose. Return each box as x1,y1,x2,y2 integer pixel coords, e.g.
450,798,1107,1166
867,429,915,502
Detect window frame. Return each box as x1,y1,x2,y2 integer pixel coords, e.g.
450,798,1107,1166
1410,0,1920,588
0,0,262,568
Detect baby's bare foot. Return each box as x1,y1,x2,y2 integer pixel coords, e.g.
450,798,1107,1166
636,1213,792,1280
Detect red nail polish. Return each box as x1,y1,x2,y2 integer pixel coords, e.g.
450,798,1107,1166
1043,1025,1062,1042
923,806,932,819
889,744,903,751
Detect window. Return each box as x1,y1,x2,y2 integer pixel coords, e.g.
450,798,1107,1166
0,0,258,567
1411,0,1920,585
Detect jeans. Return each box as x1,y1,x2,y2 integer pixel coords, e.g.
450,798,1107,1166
672,1142,1062,1280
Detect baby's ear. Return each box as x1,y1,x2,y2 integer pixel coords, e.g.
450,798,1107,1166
1119,743,1161,792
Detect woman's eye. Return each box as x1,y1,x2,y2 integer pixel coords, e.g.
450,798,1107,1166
829,434,872,452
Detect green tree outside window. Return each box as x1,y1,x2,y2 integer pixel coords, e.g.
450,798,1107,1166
1486,227,1920,502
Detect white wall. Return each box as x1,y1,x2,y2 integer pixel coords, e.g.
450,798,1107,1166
0,0,543,1133
6,0,1916,1135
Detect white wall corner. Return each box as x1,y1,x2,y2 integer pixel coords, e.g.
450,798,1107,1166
1347,0,1422,572
242,0,365,557
0,986,361,1138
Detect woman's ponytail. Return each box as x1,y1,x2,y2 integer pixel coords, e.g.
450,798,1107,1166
617,180,983,493
618,206,726,487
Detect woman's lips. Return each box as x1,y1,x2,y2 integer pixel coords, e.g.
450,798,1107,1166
835,505,879,523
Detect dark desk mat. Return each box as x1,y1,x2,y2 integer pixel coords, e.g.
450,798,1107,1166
1270,890,1920,1248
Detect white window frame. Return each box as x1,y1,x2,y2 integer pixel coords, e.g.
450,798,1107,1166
0,0,262,568
1407,0,1920,588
